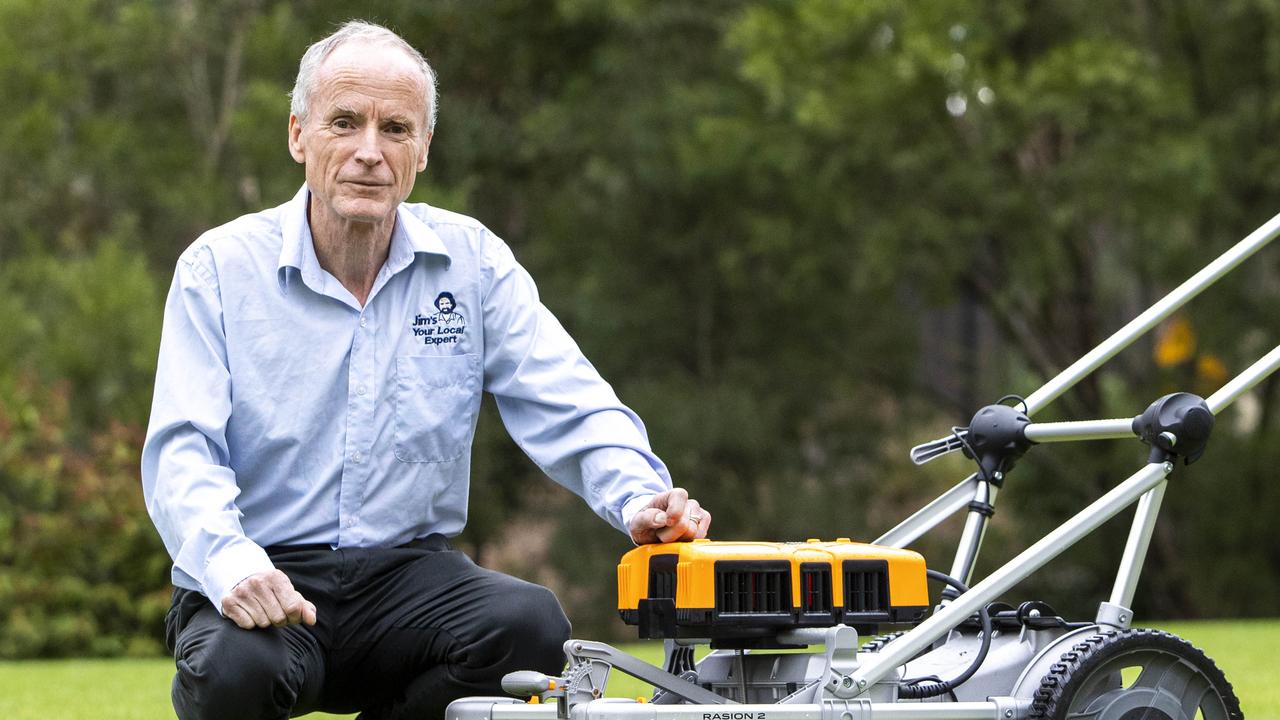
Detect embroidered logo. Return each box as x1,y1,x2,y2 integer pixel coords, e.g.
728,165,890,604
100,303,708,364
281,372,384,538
411,291,467,346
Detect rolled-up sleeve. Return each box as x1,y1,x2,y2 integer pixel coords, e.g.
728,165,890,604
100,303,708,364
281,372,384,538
141,246,273,610
480,234,671,534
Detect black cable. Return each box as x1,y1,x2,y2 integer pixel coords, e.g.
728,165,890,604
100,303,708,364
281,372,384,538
897,570,993,700
926,568,969,593
995,393,1029,414
897,674,958,702
949,425,987,480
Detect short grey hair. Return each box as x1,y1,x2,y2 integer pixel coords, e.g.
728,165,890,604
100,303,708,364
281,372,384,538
290,20,439,131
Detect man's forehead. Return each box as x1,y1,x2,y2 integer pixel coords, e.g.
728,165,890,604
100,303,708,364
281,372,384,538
323,40,420,73
313,42,426,103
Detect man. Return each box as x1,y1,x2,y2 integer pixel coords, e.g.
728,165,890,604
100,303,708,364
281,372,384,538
142,20,711,720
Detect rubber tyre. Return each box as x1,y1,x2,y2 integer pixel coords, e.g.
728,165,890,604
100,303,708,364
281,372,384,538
1030,628,1242,720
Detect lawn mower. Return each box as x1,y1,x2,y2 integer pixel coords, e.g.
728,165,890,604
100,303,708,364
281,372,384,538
447,213,1280,720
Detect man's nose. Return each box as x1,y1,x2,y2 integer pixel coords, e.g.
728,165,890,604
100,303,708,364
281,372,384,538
353,126,383,166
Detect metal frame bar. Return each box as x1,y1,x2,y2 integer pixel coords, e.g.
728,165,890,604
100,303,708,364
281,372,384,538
946,482,996,587
1206,344,1280,413
1023,213,1280,415
850,461,1174,692
875,475,977,548
1022,418,1135,443
1109,481,1168,610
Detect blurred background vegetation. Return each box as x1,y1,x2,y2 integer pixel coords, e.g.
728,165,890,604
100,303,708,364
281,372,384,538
1,0,1278,658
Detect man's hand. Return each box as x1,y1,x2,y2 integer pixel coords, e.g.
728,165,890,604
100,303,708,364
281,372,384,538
221,570,318,630
629,488,711,544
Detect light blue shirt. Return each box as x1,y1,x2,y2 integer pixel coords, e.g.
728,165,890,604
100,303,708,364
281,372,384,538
141,186,671,608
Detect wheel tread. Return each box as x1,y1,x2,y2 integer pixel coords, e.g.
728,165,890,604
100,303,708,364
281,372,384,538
1028,627,1243,720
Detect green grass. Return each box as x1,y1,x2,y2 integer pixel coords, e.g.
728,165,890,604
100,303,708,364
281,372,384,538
1158,619,1280,719
0,620,1274,719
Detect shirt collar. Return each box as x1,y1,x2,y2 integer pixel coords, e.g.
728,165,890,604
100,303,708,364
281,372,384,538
277,185,451,293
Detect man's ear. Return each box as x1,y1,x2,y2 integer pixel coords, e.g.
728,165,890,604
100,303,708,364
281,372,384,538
288,114,306,164
417,131,432,172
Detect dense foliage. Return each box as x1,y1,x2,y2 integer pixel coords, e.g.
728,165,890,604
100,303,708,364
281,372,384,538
0,376,170,657
1,0,1278,656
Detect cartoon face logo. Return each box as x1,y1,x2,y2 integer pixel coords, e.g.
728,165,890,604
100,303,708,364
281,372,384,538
433,291,464,324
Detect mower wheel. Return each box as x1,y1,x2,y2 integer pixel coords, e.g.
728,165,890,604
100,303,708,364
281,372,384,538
1029,628,1242,720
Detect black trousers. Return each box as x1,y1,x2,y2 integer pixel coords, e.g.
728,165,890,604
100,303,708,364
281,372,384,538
165,536,571,720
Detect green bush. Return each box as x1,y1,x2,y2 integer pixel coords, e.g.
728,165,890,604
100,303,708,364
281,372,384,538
0,375,170,658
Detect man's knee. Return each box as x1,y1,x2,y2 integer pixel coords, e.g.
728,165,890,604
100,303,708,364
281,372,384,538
172,623,298,720
476,582,570,674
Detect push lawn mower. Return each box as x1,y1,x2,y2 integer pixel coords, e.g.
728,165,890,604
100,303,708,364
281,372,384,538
447,214,1280,720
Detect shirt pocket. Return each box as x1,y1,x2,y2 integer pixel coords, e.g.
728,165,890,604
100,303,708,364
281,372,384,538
393,354,482,463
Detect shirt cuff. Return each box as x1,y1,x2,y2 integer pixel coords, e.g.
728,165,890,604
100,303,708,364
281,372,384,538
202,540,276,615
621,494,658,541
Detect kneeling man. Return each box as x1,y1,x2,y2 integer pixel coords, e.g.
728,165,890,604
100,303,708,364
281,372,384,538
142,20,710,720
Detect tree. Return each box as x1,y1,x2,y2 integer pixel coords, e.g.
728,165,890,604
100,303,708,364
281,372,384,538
3,0,1278,653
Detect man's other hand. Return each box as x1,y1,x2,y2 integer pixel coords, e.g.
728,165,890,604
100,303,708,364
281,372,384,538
629,487,711,544
222,570,318,630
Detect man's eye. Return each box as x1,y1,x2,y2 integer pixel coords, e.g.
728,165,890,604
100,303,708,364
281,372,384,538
333,118,353,130
386,124,407,135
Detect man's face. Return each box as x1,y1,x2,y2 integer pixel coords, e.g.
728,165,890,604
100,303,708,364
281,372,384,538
437,296,454,313
288,42,431,226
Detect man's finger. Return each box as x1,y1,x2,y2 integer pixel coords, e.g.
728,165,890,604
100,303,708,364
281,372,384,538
249,575,292,627
677,499,704,536
662,488,690,525
656,520,695,543
631,507,665,531
656,505,698,542
302,601,318,626
267,572,305,625
280,593,304,625
683,499,702,526
237,575,279,628
694,509,712,538
239,599,269,629
222,599,256,630
243,594,274,628
259,591,289,627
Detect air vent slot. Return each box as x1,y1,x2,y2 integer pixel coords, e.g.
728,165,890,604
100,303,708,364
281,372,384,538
799,563,832,614
716,561,791,615
842,560,890,614
648,554,678,600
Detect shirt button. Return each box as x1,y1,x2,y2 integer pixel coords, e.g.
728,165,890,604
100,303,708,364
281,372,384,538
359,316,368,328
345,517,358,528
357,384,367,396
353,451,363,463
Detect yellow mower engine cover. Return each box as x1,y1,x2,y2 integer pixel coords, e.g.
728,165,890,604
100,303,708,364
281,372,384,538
618,539,929,643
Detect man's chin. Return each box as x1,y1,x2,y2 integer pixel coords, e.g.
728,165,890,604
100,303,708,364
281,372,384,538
331,197,398,225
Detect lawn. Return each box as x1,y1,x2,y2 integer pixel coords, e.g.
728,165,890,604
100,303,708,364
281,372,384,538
0,619,1274,719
